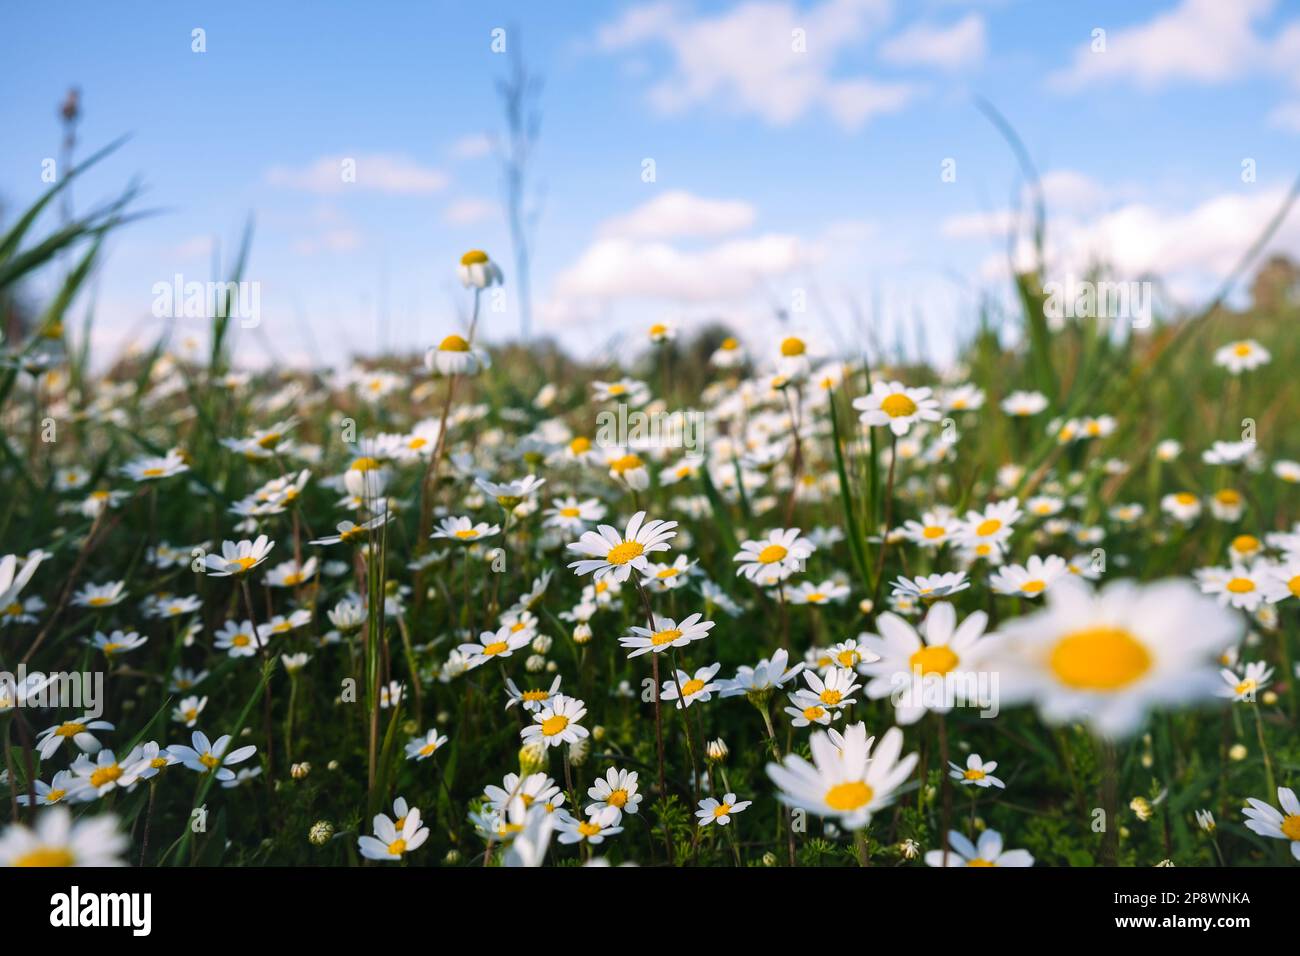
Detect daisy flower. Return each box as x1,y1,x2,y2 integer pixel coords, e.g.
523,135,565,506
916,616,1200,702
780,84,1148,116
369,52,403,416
989,554,1069,598
944,384,985,411
557,806,623,845
1213,339,1270,374
128,743,177,781
619,612,714,658
766,723,918,830
310,514,390,546
711,336,746,368
505,675,563,712
957,499,1022,550
858,601,992,725
215,619,265,657
948,754,1005,789
660,662,723,709
640,554,697,591
67,749,143,801
899,511,958,548
459,624,533,668
587,767,642,820
256,609,312,642
457,248,504,288
1217,661,1274,702
1161,492,1202,523
426,332,490,376
264,557,318,588
567,510,678,583
35,714,114,760
88,628,147,659
733,528,815,581
696,793,752,827
788,579,850,606
543,496,606,532
121,449,189,482
853,380,942,435
890,571,969,601
1242,787,1300,860
432,515,501,543
989,577,1243,738
167,730,258,781
484,773,566,818
71,580,126,609
404,729,449,761
358,806,430,861
204,535,275,576
520,694,589,750
925,829,1033,867
0,550,44,609
16,770,75,807
719,648,804,699
592,378,650,406
792,667,861,712
0,807,128,866
1000,390,1048,416
605,449,651,490
1266,557,1300,602
476,474,546,508
172,695,207,728
785,695,838,727
1210,488,1245,522
1197,561,1284,611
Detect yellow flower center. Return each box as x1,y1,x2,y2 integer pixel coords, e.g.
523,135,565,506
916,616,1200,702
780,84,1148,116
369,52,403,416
419,742,439,756
803,705,826,721
910,645,959,676
922,525,945,539
806,591,826,603
386,838,407,856
824,781,873,811
439,334,470,352
200,752,222,769
680,678,706,696
966,858,996,867
482,641,509,656
780,337,806,357
1225,577,1255,594
141,468,165,477
560,507,581,518
541,714,569,736
569,436,591,453
89,764,122,789
350,456,382,472
1231,535,1260,552
1235,680,1256,696
713,803,732,818
836,651,858,667
1215,489,1241,505
1288,575,1300,598
611,453,643,473
975,518,1001,537
577,820,602,837
607,540,645,565
880,393,917,418
87,596,112,607
1233,342,1252,357
964,769,985,781
5,602,22,615
460,249,488,265
46,788,68,802
820,689,843,705
1175,492,1197,505
1049,627,1151,691
454,529,479,539
1281,815,1300,841
721,337,738,350
757,544,788,564
522,690,549,702
150,757,167,769
55,722,86,738
651,628,683,646
608,789,629,808
649,323,668,337
14,847,75,867
1021,580,1046,594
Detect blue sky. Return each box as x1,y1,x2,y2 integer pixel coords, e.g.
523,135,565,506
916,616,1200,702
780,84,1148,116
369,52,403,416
3,0,1300,368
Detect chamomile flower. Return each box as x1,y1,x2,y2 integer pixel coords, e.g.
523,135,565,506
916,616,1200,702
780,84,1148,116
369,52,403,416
16,770,75,807
405,729,449,761
432,515,501,543
427,333,490,376
899,511,958,548
72,580,126,609
733,528,815,581
1001,390,1048,416
1241,787,1300,860
459,623,533,668
358,805,430,861
1161,492,1203,523
890,571,969,601
660,662,723,709
36,714,115,760
0,551,44,609
1196,561,1284,611
1214,339,1270,374
1217,661,1274,701
640,554,697,591
505,675,563,712
766,723,917,830
711,336,746,368
944,384,985,412
204,535,275,576
792,667,861,712
543,496,606,532
265,557,317,587
788,579,850,606
567,510,678,583
605,449,651,490
520,694,589,749
990,577,1243,738
1210,488,1245,522
476,474,546,509
719,648,804,699
925,829,1033,867
619,612,714,658
0,807,128,867
958,499,1022,550
557,806,623,845
696,793,751,826
121,449,189,482
88,629,147,659
948,754,1005,789
853,381,942,436
167,730,258,781
458,248,504,288
859,601,992,725
214,619,264,657
67,749,142,801
587,767,642,820
172,695,207,728
989,554,1069,598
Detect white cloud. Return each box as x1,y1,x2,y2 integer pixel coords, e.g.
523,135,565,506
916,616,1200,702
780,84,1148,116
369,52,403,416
880,14,986,70
448,133,494,160
1039,170,1109,210
443,198,498,226
597,0,916,129
941,208,1019,240
266,154,449,194
551,233,822,304
1049,0,1273,91
599,190,756,239
292,229,362,255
